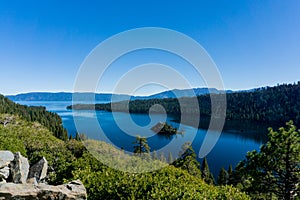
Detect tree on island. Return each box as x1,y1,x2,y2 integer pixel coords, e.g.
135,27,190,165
133,136,150,156
151,122,183,135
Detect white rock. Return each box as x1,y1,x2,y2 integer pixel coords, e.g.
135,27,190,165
0,151,14,169
0,166,10,180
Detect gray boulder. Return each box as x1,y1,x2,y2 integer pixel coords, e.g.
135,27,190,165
0,151,14,169
10,152,29,184
27,157,48,183
0,167,10,180
0,180,87,200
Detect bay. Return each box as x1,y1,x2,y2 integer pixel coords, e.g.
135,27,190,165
16,101,266,178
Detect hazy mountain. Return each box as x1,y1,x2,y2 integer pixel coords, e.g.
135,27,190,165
133,88,232,100
6,88,232,102
6,92,131,102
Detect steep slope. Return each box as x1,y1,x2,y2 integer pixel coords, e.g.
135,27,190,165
0,94,67,140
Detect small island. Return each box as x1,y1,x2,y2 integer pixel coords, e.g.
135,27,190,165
151,122,184,135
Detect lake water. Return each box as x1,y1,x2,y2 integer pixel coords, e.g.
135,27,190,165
16,101,267,178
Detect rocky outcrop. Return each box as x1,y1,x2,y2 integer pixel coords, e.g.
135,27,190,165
0,167,9,181
10,152,30,184
0,151,14,169
0,180,87,200
27,157,48,183
0,151,14,183
0,151,87,200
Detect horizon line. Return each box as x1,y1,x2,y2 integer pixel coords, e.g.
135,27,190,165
3,81,299,97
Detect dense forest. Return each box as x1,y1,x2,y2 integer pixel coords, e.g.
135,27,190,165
68,82,300,128
1,93,299,199
0,94,68,140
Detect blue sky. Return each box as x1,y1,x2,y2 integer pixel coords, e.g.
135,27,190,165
0,0,299,95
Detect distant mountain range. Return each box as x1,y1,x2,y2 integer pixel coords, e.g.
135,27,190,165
134,88,233,100
6,88,233,102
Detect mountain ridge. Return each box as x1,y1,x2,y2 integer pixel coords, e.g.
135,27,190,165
6,88,233,102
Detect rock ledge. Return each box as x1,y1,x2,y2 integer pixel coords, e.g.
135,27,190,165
0,151,87,200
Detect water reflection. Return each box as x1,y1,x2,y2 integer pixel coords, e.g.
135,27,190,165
172,115,269,143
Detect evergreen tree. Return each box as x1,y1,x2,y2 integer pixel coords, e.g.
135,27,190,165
237,121,300,199
75,132,80,141
173,142,201,177
228,164,234,185
201,157,215,184
218,167,228,185
133,136,150,156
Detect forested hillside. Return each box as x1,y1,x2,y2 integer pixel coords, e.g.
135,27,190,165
0,95,249,199
69,82,300,127
0,94,67,140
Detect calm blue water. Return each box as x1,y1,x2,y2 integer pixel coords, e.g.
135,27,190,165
17,101,264,178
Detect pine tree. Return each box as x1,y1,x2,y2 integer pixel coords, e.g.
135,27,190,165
237,121,300,199
173,142,201,177
75,132,80,141
201,157,214,184
228,164,234,185
217,167,228,185
133,136,150,156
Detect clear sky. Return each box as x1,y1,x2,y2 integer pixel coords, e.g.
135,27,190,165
0,0,299,95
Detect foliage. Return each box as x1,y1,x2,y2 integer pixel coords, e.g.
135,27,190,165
133,136,150,156
0,96,252,199
0,94,68,140
0,114,76,184
69,82,300,127
82,139,167,173
201,157,215,185
233,121,300,199
217,167,229,186
151,122,183,135
0,113,249,199
71,147,250,200
227,164,234,185
173,142,201,178
0,116,27,156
